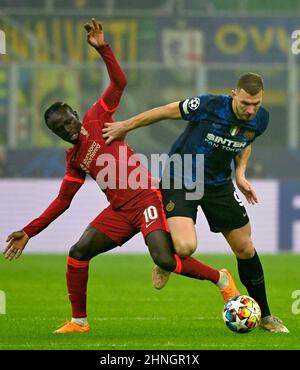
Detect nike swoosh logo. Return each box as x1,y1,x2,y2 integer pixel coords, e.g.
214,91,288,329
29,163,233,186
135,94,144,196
145,220,156,228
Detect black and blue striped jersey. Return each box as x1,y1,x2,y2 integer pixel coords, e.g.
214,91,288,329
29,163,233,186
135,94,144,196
168,94,269,187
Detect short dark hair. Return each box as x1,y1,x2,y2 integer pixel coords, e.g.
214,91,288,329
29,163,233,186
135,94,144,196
44,102,73,126
236,72,264,95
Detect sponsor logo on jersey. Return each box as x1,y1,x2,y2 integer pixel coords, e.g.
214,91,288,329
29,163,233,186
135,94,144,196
80,164,90,173
205,133,247,150
166,200,175,212
145,220,156,228
80,141,101,173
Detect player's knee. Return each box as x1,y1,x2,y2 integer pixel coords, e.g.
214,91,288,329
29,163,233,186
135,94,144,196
233,239,255,259
173,239,197,258
69,242,90,261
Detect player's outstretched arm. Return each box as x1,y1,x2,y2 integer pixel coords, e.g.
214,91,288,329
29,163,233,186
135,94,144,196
4,179,83,260
3,231,29,261
84,19,127,111
235,145,258,205
102,101,181,144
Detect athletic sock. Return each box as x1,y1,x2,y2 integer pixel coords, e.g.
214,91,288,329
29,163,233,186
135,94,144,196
216,270,229,289
71,317,88,326
173,255,220,283
66,256,89,319
236,250,271,317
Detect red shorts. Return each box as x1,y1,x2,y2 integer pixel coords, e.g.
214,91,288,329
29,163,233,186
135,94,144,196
90,189,169,245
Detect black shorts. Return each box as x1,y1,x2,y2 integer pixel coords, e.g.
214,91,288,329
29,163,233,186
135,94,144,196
160,181,249,233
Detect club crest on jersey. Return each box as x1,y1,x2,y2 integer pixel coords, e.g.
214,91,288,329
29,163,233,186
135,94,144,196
188,97,200,110
229,126,240,136
244,130,255,140
166,200,175,212
80,127,89,137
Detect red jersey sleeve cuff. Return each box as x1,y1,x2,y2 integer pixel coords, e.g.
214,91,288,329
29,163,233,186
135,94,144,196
63,175,85,184
22,227,32,238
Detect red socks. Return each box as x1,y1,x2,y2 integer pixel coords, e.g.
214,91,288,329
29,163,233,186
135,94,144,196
65,254,219,319
173,255,219,283
66,257,89,318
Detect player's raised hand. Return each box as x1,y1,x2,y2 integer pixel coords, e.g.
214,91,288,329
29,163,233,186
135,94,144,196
102,121,128,144
236,177,258,205
3,231,29,261
84,18,105,49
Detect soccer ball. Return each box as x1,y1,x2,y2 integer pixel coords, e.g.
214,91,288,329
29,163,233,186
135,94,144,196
223,295,261,333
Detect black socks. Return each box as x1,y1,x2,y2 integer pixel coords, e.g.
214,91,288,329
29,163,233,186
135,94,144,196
237,250,271,318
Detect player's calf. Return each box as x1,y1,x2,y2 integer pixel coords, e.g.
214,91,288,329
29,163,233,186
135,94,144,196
151,252,176,272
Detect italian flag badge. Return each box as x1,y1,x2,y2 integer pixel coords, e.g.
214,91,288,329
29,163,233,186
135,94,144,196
230,126,240,136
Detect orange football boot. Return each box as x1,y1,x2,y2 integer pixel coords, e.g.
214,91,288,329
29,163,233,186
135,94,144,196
53,320,90,334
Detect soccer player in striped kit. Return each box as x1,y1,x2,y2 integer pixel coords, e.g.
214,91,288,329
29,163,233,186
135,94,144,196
3,19,239,333
103,73,289,333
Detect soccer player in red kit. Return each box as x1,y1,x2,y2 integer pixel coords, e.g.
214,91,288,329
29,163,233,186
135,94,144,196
3,19,239,333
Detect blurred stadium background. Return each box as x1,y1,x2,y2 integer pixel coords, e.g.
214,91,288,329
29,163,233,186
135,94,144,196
0,0,300,253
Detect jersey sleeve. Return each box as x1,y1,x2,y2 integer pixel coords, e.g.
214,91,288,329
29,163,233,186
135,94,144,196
22,151,86,238
22,178,83,238
64,148,86,183
179,95,210,122
97,44,127,114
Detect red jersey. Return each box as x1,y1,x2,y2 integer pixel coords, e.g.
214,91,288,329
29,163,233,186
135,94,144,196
66,103,152,209
23,45,154,238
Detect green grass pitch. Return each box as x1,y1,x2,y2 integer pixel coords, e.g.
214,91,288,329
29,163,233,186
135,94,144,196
0,253,299,350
